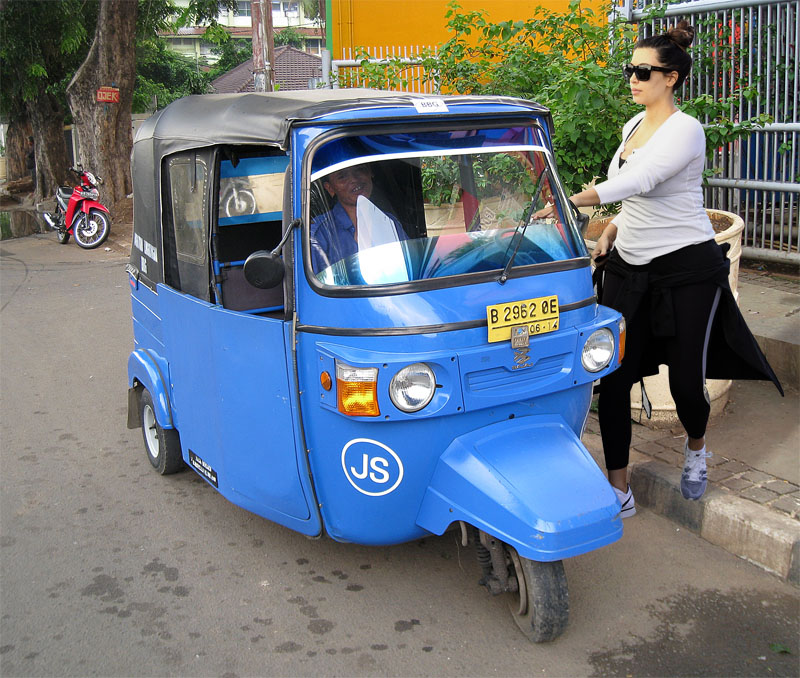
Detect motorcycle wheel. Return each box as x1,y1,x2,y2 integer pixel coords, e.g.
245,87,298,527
140,389,184,475
73,209,110,249
56,228,70,244
506,547,569,642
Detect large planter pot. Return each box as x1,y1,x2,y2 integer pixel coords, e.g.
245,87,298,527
586,209,745,429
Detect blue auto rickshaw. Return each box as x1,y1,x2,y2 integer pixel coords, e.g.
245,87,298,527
126,90,626,642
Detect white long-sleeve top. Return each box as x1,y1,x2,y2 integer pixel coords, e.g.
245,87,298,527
594,110,714,265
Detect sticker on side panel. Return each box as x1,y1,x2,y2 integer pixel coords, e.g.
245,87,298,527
189,451,218,488
341,438,404,497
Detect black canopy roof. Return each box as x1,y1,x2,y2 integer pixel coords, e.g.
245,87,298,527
133,89,551,156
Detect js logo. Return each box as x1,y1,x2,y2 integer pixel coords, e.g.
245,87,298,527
341,438,404,496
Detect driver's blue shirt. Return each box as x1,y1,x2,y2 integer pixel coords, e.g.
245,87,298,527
310,201,405,274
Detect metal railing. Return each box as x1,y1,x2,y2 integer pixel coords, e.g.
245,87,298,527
615,0,799,263
323,46,436,93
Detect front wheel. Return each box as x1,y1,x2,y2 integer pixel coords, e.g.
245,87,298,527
73,209,110,249
506,548,569,642
139,389,184,475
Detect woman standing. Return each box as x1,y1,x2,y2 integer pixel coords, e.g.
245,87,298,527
565,21,782,516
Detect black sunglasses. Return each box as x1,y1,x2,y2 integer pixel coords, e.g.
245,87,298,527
622,63,675,81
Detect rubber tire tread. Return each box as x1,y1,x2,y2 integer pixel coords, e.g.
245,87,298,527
140,389,184,475
509,555,569,643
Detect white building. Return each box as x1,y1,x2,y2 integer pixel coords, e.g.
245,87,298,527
164,0,324,65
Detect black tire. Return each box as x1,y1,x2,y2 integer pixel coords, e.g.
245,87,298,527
73,209,110,249
139,389,184,475
56,228,70,244
507,548,569,642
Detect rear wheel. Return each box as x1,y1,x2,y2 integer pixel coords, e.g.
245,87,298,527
139,389,184,475
56,228,70,244
506,548,569,642
73,209,110,249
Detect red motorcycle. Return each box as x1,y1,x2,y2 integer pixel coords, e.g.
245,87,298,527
41,165,111,249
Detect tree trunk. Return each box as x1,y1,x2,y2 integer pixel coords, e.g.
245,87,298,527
66,0,138,206
25,95,71,203
9,212,40,239
5,121,30,181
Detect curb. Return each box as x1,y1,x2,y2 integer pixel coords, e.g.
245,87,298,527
630,460,800,587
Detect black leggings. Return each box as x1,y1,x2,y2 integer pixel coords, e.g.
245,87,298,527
598,271,720,471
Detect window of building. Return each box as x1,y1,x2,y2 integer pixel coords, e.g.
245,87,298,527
272,1,298,14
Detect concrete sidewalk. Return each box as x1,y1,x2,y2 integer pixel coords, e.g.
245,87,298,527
583,266,800,586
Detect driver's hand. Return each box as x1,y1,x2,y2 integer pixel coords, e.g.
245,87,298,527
533,203,555,220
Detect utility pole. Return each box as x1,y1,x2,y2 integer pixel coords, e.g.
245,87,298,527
251,0,275,92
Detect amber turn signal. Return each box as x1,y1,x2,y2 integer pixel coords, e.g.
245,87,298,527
618,317,626,363
320,371,332,391
336,361,380,417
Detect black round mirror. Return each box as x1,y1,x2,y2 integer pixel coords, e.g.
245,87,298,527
243,250,285,289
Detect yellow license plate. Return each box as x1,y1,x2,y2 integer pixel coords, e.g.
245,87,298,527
486,295,559,343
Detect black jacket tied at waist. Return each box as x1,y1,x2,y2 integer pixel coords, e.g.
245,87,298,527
600,239,783,395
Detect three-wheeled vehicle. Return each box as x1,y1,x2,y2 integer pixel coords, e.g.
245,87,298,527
127,90,626,642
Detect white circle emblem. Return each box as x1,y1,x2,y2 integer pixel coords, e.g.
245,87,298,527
341,438,404,497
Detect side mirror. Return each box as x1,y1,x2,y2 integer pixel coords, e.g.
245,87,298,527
243,250,285,289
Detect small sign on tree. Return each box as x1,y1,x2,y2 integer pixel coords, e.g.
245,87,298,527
96,86,120,103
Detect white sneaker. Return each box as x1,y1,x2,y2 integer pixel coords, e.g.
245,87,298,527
681,440,712,500
614,484,636,518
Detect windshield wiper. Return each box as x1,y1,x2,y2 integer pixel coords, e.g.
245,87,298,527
498,167,547,284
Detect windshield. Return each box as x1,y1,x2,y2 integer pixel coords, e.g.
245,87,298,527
306,127,584,287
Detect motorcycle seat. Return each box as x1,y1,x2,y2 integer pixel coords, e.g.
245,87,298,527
57,187,73,201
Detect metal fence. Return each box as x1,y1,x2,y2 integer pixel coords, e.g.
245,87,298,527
328,46,436,93
616,0,799,263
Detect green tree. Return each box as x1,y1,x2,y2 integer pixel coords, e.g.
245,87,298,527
135,37,212,113
301,0,324,26
274,26,304,49
0,0,96,199
0,0,239,206
206,38,252,80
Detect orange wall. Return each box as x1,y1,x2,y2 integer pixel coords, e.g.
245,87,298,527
330,0,602,57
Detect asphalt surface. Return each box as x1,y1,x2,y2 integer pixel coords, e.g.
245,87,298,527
1,234,798,677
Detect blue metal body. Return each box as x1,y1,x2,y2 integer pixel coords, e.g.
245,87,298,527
128,95,624,561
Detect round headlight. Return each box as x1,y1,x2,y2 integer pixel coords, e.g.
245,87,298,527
581,328,615,372
389,363,435,413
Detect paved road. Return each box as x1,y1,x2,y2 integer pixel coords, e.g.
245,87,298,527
1,235,798,677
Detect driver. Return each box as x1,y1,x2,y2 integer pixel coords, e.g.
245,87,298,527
310,164,406,274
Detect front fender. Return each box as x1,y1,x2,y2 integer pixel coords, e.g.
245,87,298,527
415,415,622,561
127,349,173,429
80,199,110,214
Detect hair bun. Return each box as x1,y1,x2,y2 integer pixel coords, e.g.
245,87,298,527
667,20,695,50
